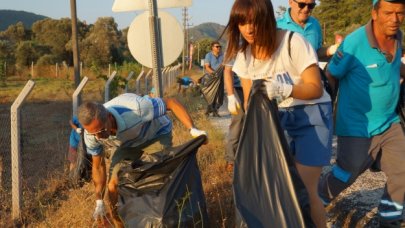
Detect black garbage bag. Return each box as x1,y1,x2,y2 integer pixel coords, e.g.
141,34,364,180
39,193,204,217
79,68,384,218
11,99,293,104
117,135,209,228
69,133,92,187
200,66,224,107
233,80,304,228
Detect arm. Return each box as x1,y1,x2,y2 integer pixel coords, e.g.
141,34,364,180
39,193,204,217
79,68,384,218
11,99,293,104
290,64,324,100
91,155,106,200
69,119,78,130
205,64,215,74
224,66,235,95
241,78,252,110
163,97,194,130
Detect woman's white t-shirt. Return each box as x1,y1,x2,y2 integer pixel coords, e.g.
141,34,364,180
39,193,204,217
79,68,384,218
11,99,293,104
232,31,331,108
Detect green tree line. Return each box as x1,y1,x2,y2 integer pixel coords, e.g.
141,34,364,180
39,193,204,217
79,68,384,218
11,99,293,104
0,17,131,76
312,0,405,45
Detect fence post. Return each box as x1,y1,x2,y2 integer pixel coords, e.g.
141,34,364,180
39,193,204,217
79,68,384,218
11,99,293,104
135,70,145,94
10,80,35,222
105,71,117,102
124,71,134,93
145,70,153,94
72,76,88,117
31,62,34,78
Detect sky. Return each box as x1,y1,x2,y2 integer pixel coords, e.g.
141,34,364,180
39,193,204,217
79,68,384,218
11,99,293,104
1,0,285,29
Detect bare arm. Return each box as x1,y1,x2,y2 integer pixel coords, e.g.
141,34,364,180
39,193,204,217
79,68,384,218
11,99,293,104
290,64,323,100
224,66,235,95
241,78,252,110
69,120,78,130
92,155,106,200
204,64,215,74
164,97,194,130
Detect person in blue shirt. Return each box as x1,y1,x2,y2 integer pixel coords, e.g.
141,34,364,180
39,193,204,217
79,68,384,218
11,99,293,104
68,116,82,172
318,1,405,227
277,0,338,59
204,41,224,117
77,93,207,227
177,76,195,96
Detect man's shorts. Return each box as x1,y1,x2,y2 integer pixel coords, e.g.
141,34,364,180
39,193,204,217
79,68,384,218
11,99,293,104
181,85,189,89
278,102,333,166
110,132,173,180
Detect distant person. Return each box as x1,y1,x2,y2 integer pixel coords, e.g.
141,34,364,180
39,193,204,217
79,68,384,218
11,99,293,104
77,93,207,227
204,41,224,117
224,0,333,226
68,116,82,173
318,0,405,227
177,76,195,96
277,0,338,59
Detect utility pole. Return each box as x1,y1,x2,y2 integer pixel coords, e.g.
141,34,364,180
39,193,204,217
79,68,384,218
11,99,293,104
70,0,81,105
70,0,81,88
181,7,189,76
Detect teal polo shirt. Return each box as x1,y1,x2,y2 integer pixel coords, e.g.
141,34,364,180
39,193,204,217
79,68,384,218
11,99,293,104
327,21,401,137
277,9,322,51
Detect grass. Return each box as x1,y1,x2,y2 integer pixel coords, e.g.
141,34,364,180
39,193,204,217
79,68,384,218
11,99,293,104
0,66,234,227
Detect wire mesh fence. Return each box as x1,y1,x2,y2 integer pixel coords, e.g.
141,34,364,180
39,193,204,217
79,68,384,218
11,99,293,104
0,64,181,224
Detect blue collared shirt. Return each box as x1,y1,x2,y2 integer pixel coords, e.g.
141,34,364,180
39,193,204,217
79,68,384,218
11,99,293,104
327,21,401,137
277,9,322,51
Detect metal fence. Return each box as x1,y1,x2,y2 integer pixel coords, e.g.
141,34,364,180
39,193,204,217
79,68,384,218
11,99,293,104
0,64,181,224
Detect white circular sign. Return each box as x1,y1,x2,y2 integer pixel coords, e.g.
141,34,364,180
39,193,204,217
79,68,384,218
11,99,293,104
127,11,184,68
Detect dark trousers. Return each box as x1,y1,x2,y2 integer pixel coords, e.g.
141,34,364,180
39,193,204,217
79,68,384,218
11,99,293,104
225,87,244,162
318,123,405,222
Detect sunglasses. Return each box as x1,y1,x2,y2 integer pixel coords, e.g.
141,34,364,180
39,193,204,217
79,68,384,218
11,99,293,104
214,45,222,48
86,128,108,136
293,0,316,9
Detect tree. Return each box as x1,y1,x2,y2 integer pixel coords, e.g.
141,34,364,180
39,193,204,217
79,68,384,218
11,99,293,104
313,0,371,44
0,22,28,44
32,18,73,63
80,17,121,68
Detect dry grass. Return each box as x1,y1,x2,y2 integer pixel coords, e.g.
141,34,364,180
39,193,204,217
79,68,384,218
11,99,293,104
0,66,234,227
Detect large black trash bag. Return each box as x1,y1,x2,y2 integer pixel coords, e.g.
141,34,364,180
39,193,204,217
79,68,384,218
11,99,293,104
69,133,92,187
233,80,304,228
117,135,209,228
200,66,224,107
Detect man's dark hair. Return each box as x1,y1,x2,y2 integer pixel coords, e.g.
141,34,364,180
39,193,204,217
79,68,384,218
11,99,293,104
78,101,108,126
211,41,220,48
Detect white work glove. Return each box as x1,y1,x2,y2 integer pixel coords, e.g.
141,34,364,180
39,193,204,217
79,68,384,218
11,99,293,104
327,44,339,56
93,199,106,220
190,127,207,138
75,128,82,134
227,94,241,115
265,80,293,100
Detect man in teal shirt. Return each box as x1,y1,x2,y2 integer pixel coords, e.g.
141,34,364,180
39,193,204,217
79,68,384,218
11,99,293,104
318,0,405,226
277,0,337,59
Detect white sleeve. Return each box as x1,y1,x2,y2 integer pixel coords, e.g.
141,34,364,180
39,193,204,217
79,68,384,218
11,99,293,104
289,33,318,74
232,52,250,79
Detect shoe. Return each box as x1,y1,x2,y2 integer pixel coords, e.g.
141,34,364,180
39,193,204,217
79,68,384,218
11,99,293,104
205,112,210,117
226,162,234,172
